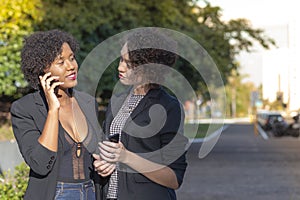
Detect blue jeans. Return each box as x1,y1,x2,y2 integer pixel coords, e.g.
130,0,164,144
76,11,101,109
55,180,96,200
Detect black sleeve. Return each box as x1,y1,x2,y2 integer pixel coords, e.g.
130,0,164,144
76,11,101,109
159,100,188,187
10,100,57,176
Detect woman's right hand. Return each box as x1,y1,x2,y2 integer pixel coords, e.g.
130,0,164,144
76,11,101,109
39,72,64,110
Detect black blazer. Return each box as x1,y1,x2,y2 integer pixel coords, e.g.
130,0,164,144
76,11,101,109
103,87,188,200
10,89,104,200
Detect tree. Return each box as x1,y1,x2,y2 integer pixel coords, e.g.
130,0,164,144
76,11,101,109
0,0,43,97
226,68,256,117
0,0,275,103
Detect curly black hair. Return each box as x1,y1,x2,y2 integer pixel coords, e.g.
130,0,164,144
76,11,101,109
21,29,79,90
125,28,177,69
122,28,178,87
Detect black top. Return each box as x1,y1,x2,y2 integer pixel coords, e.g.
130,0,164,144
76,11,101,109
57,130,93,183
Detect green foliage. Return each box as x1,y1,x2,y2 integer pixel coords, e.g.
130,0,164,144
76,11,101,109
225,69,257,117
184,123,223,138
0,162,29,200
0,0,275,103
191,2,275,80
0,0,43,97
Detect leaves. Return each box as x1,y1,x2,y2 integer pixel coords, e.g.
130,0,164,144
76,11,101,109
0,162,29,199
0,0,43,97
0,0,275,102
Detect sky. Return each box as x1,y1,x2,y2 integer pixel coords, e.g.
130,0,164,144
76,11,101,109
205,0,298,26
204,0,299,86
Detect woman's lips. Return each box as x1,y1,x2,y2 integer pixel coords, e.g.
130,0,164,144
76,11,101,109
119,74,124,79
66,73,77,80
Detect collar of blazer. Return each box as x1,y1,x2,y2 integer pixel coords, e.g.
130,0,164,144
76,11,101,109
33,90,48,118
107,86,163,127
33,89,100,152
33,89,95,128
33,89,92,110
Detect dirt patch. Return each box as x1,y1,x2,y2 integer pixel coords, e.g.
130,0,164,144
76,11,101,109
0,98,12,125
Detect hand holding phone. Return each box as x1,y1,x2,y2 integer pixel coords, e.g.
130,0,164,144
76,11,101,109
39,72,63,109
39,72,62,89
108,133,120,143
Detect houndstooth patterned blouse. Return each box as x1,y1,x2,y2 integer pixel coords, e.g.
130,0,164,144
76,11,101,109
106,92,145,199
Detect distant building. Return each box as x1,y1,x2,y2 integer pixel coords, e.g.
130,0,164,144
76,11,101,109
261,20,300,111
239,20,300,112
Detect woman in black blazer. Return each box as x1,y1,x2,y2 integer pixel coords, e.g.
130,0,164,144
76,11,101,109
10,30,112,200
93,28,188,200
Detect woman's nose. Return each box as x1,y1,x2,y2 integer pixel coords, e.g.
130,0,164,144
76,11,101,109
65,60,76,70
118,61,126,72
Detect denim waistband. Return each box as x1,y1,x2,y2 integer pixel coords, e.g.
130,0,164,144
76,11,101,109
56,180,94,189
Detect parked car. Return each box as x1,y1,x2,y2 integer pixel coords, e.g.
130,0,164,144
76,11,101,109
271,113,300,137
256,111,284,131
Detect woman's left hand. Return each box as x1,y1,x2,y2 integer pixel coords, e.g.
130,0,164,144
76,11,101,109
99,141,127,163
93,154,116,177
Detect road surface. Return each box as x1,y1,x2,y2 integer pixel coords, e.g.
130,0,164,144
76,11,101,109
177,123,300,200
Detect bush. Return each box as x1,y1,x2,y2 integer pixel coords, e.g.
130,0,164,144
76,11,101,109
0,162,29,200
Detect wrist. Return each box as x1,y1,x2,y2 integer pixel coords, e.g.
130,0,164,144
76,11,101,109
48,108,59,117
122,149,131,165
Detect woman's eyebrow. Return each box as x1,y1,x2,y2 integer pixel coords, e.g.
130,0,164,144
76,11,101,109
56,52,74,60
54,56,63,61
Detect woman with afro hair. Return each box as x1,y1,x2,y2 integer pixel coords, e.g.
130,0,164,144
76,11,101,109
10,29,114,200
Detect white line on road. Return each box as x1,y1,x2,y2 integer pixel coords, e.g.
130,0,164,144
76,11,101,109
255,123,269,140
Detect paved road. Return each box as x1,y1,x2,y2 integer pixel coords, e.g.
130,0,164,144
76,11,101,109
176,123,300,200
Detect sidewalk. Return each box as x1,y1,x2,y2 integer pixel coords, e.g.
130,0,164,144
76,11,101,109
0,140,23,173
187,117,252,124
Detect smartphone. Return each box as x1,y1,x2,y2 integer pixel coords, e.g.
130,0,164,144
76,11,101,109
108,133,119,143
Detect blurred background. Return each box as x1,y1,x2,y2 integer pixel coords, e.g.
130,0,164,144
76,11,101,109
209,0,300,119
0,0,279,126
1,0,300,198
